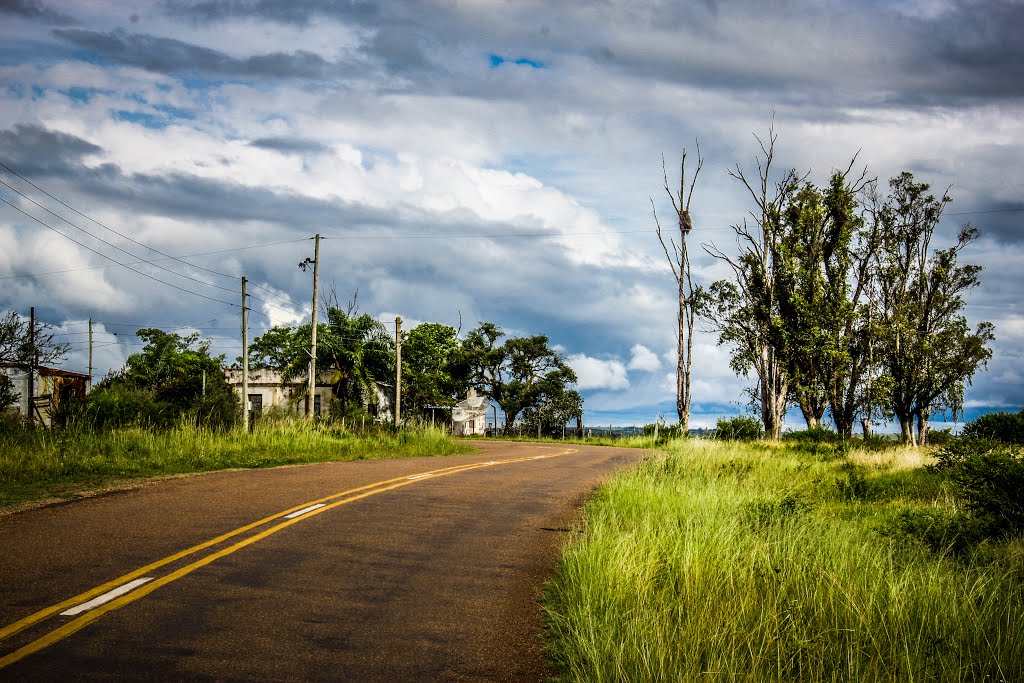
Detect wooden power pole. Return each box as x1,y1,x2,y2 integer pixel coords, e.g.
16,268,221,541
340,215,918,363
306,234,321,417
394,316,402,426
242,276,249,432
27,306,35,427
87,317,93,393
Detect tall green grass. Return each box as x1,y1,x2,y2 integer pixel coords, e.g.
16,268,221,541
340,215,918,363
545,439,1024,681
0,419,473,507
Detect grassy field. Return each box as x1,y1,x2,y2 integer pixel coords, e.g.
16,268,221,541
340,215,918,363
544,438,1023,682
0,420,473,508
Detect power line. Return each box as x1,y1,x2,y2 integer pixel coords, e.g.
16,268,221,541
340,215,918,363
0,195,242,308
0,178,241,295
0,160,240,281
0,192,302,320
0,238,312,281
946,208,1024,216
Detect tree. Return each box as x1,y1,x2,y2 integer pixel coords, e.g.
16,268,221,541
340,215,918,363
244,325,304,371
461,322,579,430
401,322,469,417
869,173,993,445
1,309,69,414
653,146,704,432
0,374,18,411
275,302,394,416
0,309,69,367
774,166,874,438
76,328,237,429
521,385,584,437
704,128,797,439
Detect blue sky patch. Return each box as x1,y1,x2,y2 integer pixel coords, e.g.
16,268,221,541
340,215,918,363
488,54,546,69
154,103,195,120
112,109,169,129
61,86,109,104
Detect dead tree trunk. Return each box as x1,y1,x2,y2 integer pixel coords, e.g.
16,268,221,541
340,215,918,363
654,146,704,433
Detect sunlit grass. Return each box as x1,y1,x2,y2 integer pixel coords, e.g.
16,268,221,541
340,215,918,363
0,418,473,507
545,439,1023,682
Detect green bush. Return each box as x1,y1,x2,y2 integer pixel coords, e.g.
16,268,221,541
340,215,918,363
784,427,850,458
783,426,843,443
885,507,983,556
961,409,1024,444
714,415,764,440
946,447,1024,541
928,413,1024,544
926,427,954,446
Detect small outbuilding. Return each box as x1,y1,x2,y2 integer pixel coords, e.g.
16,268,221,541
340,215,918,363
0,363,91,426
452,388,491,436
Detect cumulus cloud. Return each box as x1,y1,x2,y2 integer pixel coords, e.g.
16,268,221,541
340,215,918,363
568,354,629,391
627,344,661,372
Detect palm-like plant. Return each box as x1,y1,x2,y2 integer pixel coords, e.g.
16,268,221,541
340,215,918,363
282,308,394,413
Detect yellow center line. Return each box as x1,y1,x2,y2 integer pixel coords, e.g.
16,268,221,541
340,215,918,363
0,448,577,669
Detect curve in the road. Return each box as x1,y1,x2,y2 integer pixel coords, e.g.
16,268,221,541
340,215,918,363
0,446,579,671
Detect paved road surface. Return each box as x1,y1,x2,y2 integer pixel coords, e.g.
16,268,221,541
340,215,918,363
0,441,640,681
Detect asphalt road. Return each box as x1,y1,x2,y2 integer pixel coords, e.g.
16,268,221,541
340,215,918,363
0,441,641,681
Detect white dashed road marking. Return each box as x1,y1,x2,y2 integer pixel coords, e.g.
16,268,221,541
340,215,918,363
284,503,326,519
60,579,154,617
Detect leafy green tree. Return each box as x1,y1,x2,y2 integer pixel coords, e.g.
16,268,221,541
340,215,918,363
278,307,394,415
244,325,305,370
401,323,468,417
0,309,70,407
521,385,584,437
462,322,579,429
74,328,237,429
704,128,796,439
774,167,875,438
870,173,993,445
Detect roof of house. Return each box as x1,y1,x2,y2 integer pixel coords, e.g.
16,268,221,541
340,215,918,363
452,391,490,422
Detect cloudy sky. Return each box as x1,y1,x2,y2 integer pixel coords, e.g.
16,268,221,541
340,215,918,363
1,0,1021,429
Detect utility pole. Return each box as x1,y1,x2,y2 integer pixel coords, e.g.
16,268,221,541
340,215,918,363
242,276,249,432
394,316,402,426
27,306,35,427
303,234,321,418
87,317,93,393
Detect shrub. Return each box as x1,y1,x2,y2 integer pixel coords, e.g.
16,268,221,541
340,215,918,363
784,426,849,458
714,415,764,440
947,447,1024,541
783,426,843,443
960,409,1024,445
926,428,954,446
885,507,983,556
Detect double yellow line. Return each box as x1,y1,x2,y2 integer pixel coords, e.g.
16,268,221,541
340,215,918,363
0,448,577,670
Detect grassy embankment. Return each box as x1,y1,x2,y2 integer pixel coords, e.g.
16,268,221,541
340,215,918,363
545,438,1023,681
0,420,473,508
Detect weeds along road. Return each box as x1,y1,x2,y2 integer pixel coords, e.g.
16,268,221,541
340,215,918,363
0,441,640,681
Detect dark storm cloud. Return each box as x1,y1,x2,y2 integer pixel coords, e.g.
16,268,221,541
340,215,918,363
248,137,329,154
0,124,102,176
922,1,1024,99
52,28,342,80
154,0,1024,106
0,0,76,26
161,0,380,27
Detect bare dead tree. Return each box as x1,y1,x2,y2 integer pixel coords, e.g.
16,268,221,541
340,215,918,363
653,145,704,432
702,127,799,439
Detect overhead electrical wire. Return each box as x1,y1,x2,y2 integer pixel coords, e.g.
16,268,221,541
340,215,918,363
0,165,308,319
0,193,300,321
0,177,242,296
0,160,240,281
0,195,241,308
0,238,313,281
